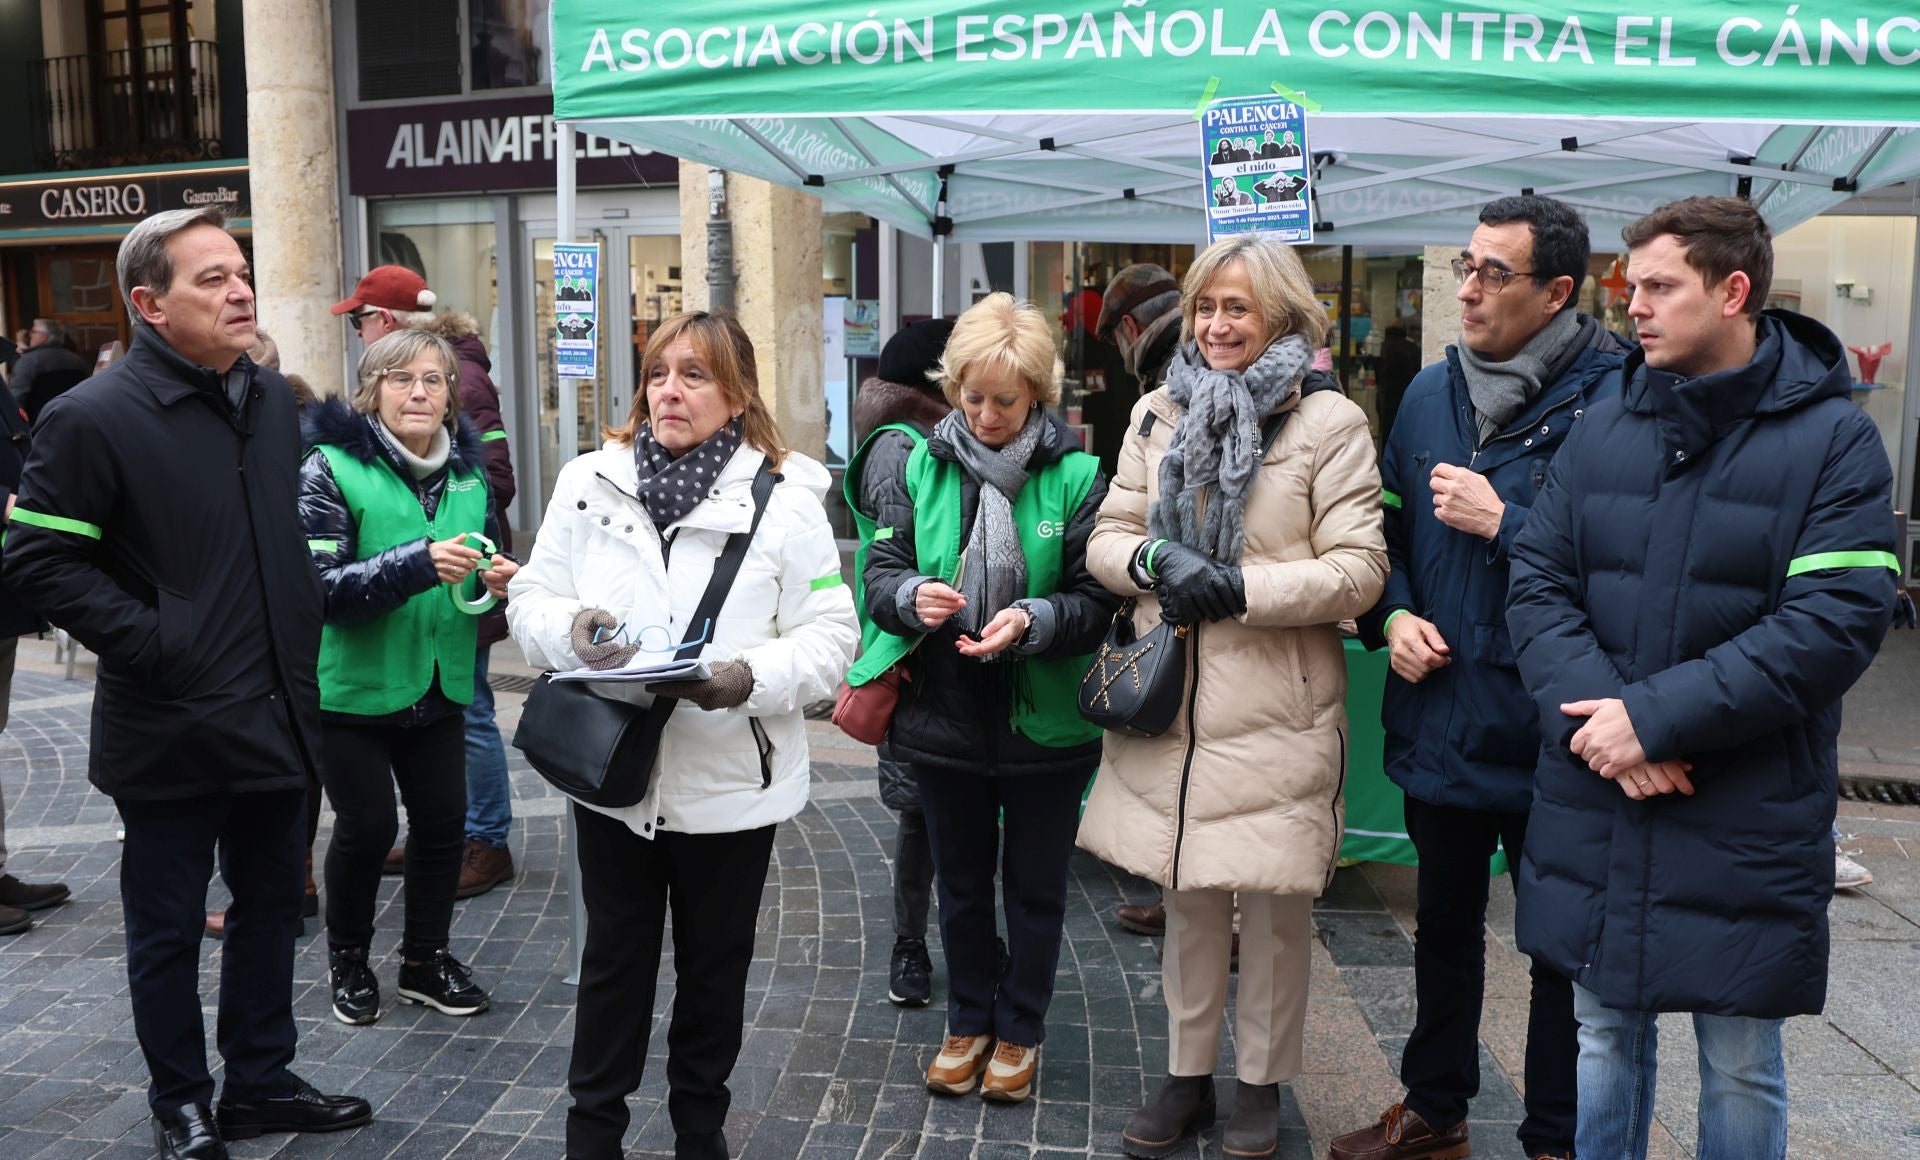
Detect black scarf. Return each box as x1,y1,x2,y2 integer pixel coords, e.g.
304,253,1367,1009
633,416,743,531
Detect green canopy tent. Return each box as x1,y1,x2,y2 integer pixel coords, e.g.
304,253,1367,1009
541,2,1920,878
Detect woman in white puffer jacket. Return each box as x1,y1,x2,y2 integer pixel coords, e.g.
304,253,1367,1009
506,310,856,1160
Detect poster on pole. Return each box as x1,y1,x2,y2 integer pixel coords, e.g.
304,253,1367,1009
1201,95,1312,245
553,242,600,379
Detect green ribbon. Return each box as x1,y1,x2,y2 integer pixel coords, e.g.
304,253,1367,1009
448,531,500,615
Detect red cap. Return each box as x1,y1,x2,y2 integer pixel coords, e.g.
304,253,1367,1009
331,265,437,315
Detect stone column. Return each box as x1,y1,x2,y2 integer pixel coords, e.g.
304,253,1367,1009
679,161,826,461
242,0,345,393
1420,246,1463,367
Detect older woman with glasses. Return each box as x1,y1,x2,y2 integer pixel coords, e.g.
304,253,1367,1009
300,329,514,1028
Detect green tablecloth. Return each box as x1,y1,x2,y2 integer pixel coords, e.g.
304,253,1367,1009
1338,637,1509,874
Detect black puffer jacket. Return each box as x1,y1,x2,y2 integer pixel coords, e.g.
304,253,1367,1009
864,412,1117,776
299,398,499,724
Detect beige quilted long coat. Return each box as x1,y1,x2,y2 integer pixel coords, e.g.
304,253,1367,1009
1076,382,1387,897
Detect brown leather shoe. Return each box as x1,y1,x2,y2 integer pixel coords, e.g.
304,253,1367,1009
1328,1104,1469,1160
980,1041,1037,1103
0,904,31,936
1116,901,1166,936
455,840,514,899
925,1034,993,1095
0,873,70,911
382,846,405,876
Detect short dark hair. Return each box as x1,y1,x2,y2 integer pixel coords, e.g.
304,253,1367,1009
1477,195,1591,313
1622,196,1773,316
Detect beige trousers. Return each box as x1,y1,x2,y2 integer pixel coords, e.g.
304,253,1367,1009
1162,887,1313,1084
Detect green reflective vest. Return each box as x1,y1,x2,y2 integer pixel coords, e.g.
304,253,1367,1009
844,422,928,686
848,432,1103,749
313,444,490,715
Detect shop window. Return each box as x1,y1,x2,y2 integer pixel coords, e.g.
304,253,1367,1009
470,0,549,90
369,199,498,342
357,0,461,101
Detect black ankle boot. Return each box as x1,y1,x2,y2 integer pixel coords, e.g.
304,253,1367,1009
1222,1080,1281,1157
674,1129,728,1159
1121,1074,1216,1159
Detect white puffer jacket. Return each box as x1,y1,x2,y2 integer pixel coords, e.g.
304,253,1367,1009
507,442,858,838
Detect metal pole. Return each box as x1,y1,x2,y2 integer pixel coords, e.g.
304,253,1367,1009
554,121,586,986
932,239,945,319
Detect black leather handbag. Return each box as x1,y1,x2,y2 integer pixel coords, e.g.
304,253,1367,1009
1077,598,1191,737
513,464,777,808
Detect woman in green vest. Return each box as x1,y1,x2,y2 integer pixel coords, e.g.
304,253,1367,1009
862,292,1119,1104
300,328,515,1028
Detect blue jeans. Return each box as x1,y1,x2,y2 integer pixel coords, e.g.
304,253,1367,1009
1572,982,1787,1159
464,645,514,848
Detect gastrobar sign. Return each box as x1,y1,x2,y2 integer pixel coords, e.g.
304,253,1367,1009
0,167,249,229
346,94,678,197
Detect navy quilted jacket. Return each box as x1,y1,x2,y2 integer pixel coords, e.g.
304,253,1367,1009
1357,320,1626,813
1507,309,1898,1018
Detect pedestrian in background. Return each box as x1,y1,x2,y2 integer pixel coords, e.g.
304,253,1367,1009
508,311,856,1160
1335,195,1623,1160
1077,234,1386,1160
11,318,91,423
335,265,520,899
301,328,513,1027
3,206,371,1158
1508,196,1900,1159
861,293,1116,1104
845,316,956,1009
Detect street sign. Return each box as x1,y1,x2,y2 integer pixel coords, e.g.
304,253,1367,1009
553,242,600,379
1201,95,1313,245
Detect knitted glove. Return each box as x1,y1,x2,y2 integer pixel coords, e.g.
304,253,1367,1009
1148,540,1247,624
570,608,638,671
649,660,755,712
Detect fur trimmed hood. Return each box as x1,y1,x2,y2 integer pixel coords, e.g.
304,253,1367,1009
853,377,951,447
419,310,482,343
303,394,486,477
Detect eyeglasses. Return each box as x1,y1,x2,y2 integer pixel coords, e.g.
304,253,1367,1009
1451,258,1539,295
589,618,714,654
348,309,387,333
379,369,452,394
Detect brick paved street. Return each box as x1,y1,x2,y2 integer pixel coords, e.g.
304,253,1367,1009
0,636,1916,1159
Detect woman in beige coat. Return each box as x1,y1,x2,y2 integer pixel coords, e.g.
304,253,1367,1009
1078,234,1387,1159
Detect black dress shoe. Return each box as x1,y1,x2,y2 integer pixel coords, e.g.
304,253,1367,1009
215,1076,372,1139
154,1104,229,1159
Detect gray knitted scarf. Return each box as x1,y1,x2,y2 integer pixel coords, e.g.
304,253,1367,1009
1149,334,1311,563
936,408,1042,643
1456,308,1588,447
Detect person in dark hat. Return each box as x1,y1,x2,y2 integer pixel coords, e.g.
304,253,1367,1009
846,318,955,1010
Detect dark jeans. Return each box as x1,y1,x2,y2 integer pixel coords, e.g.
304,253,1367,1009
566,805,776,1159
1401,794,1578,1156
893,805,933,942
913,763,1088,1047
117,788,306,1112
318,713,466,957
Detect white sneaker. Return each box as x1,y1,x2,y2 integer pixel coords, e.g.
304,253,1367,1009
1835,850,1873,891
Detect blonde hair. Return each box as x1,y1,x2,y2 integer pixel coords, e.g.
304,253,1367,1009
606,311,788,470
934,292,1063,408
1180,235,1327,351
351,329,463,431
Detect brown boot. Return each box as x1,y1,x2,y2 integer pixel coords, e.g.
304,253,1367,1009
455,839,514,899
382,846,405,876
1328,1104,1469,1160
1115,901,1165,936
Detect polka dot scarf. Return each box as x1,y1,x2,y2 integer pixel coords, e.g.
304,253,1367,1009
634,415,744,531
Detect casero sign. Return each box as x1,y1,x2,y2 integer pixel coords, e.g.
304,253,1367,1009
0,167,250,229
346,94,678,197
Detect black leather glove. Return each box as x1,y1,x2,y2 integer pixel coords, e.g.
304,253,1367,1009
1148,540,1246,624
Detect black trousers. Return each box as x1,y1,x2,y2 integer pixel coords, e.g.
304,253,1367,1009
913,763,1088,1047
892,804,934,942
1401,794,1578,1155
566,804,776,1159
117,787,306,1112
318,713,466,957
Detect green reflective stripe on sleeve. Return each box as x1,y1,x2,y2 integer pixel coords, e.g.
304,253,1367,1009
1142,538,1167,578
873,526,894,541
1381,489,1402,509
810,573,846,592
480,430,509,442
307,539,342,553
1785,550,1902,578
10,508,103,540
1383,608,1411,635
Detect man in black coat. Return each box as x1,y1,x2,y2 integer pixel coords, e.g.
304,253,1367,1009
1508,196,1899,1158
4,207,371,1160
10,319,92,422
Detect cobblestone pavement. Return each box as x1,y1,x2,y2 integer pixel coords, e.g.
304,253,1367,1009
0,637,1916,1159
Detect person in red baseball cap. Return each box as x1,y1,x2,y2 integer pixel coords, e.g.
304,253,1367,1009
331,266,438,344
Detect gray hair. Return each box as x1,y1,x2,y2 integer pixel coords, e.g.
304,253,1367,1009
351,329,462,431
116,206,232,323
31,319,67,346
